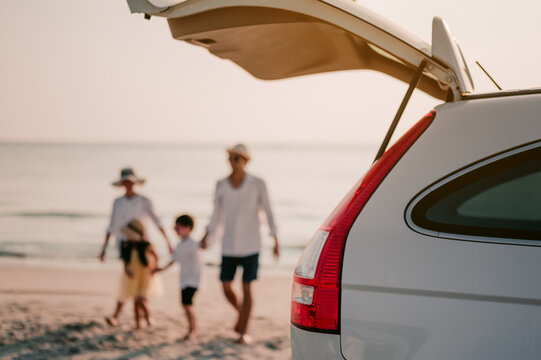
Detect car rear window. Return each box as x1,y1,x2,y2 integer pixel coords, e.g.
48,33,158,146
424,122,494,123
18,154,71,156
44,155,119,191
409,143,541,241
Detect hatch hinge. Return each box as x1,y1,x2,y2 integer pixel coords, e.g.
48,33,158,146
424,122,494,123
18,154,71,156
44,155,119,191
374,60,427,162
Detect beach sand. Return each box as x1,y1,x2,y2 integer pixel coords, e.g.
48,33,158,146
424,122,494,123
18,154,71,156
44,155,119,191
0,262,292,359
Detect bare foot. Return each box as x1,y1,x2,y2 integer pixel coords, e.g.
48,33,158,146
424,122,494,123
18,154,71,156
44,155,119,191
182,331,198,341
235,334,252,345
105,316,118,327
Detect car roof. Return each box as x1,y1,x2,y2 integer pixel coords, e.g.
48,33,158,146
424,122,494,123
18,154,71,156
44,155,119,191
127,0,475,100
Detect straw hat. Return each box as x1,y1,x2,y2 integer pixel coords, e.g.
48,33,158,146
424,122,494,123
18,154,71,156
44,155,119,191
122,219,145,240
226,143,251,161
112,167,146,186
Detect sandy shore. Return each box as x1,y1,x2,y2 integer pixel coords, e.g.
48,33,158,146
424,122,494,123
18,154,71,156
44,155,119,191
0,261,292,359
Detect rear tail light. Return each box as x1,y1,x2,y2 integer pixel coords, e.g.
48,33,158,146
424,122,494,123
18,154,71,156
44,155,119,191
291,111,436,333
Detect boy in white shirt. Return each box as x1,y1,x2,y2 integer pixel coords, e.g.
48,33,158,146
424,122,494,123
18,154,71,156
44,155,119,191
154,214,201,340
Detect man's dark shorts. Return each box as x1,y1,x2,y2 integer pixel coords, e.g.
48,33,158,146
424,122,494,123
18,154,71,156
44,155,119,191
181,287,197,305
220,253,259,283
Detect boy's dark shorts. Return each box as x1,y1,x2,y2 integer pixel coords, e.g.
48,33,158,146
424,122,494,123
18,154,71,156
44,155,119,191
220,253,259,283
181,287,197,305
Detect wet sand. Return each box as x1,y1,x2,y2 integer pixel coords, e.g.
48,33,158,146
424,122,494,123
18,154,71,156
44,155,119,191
0,262,292,359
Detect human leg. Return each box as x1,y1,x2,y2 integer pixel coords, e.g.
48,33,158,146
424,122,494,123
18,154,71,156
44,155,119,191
105,300,124,327
222,281,240,310
134,298,141,330
138,297,152,327
182,304,197,339
235,282,253,343
236,253,259,343
220,256,241,311
180,287,198,339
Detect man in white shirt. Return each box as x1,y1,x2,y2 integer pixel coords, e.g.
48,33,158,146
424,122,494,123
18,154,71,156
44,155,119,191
201,143,280,344
99,167,172,327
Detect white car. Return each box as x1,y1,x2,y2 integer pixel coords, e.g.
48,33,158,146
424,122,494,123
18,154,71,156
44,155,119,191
127,1,541,358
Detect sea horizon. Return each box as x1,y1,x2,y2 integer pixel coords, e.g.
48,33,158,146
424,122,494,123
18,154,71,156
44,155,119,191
0,141,375,269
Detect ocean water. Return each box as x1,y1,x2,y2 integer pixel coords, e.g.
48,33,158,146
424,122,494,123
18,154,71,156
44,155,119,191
0,142,375,269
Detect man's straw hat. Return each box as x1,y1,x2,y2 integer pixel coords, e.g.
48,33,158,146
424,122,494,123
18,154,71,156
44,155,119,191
226,143,251,161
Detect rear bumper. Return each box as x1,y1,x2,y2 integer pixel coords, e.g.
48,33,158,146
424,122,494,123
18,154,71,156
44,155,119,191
291,325,344,359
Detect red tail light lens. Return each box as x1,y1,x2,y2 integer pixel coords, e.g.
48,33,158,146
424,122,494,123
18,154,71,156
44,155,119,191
291,111,435,333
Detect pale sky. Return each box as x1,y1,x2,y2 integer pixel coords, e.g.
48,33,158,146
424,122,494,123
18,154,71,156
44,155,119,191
1,0,540,145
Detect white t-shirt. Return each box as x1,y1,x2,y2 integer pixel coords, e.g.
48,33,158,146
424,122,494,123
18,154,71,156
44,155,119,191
106,194,163,252
205,172,277,257
173,237,202,289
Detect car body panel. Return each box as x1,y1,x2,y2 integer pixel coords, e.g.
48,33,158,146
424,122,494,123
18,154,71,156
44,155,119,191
341,288,541,359
291,325,344,359
340,94,541,359
126,0,476,99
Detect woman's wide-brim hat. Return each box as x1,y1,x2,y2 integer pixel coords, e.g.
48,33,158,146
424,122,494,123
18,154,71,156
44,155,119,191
122,219,145,240
112,167,146,186
226,143,251,161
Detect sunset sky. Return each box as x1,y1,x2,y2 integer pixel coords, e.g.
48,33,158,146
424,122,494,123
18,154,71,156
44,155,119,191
1,0,540,145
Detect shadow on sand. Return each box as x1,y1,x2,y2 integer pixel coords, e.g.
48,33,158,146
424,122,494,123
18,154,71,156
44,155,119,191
0,320,288,360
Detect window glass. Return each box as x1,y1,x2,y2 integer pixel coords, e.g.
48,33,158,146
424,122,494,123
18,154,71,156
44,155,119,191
457,172,541,221
411,145,541,240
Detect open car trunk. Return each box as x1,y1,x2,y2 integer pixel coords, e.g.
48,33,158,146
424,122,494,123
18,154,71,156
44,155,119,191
127,0,474,101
